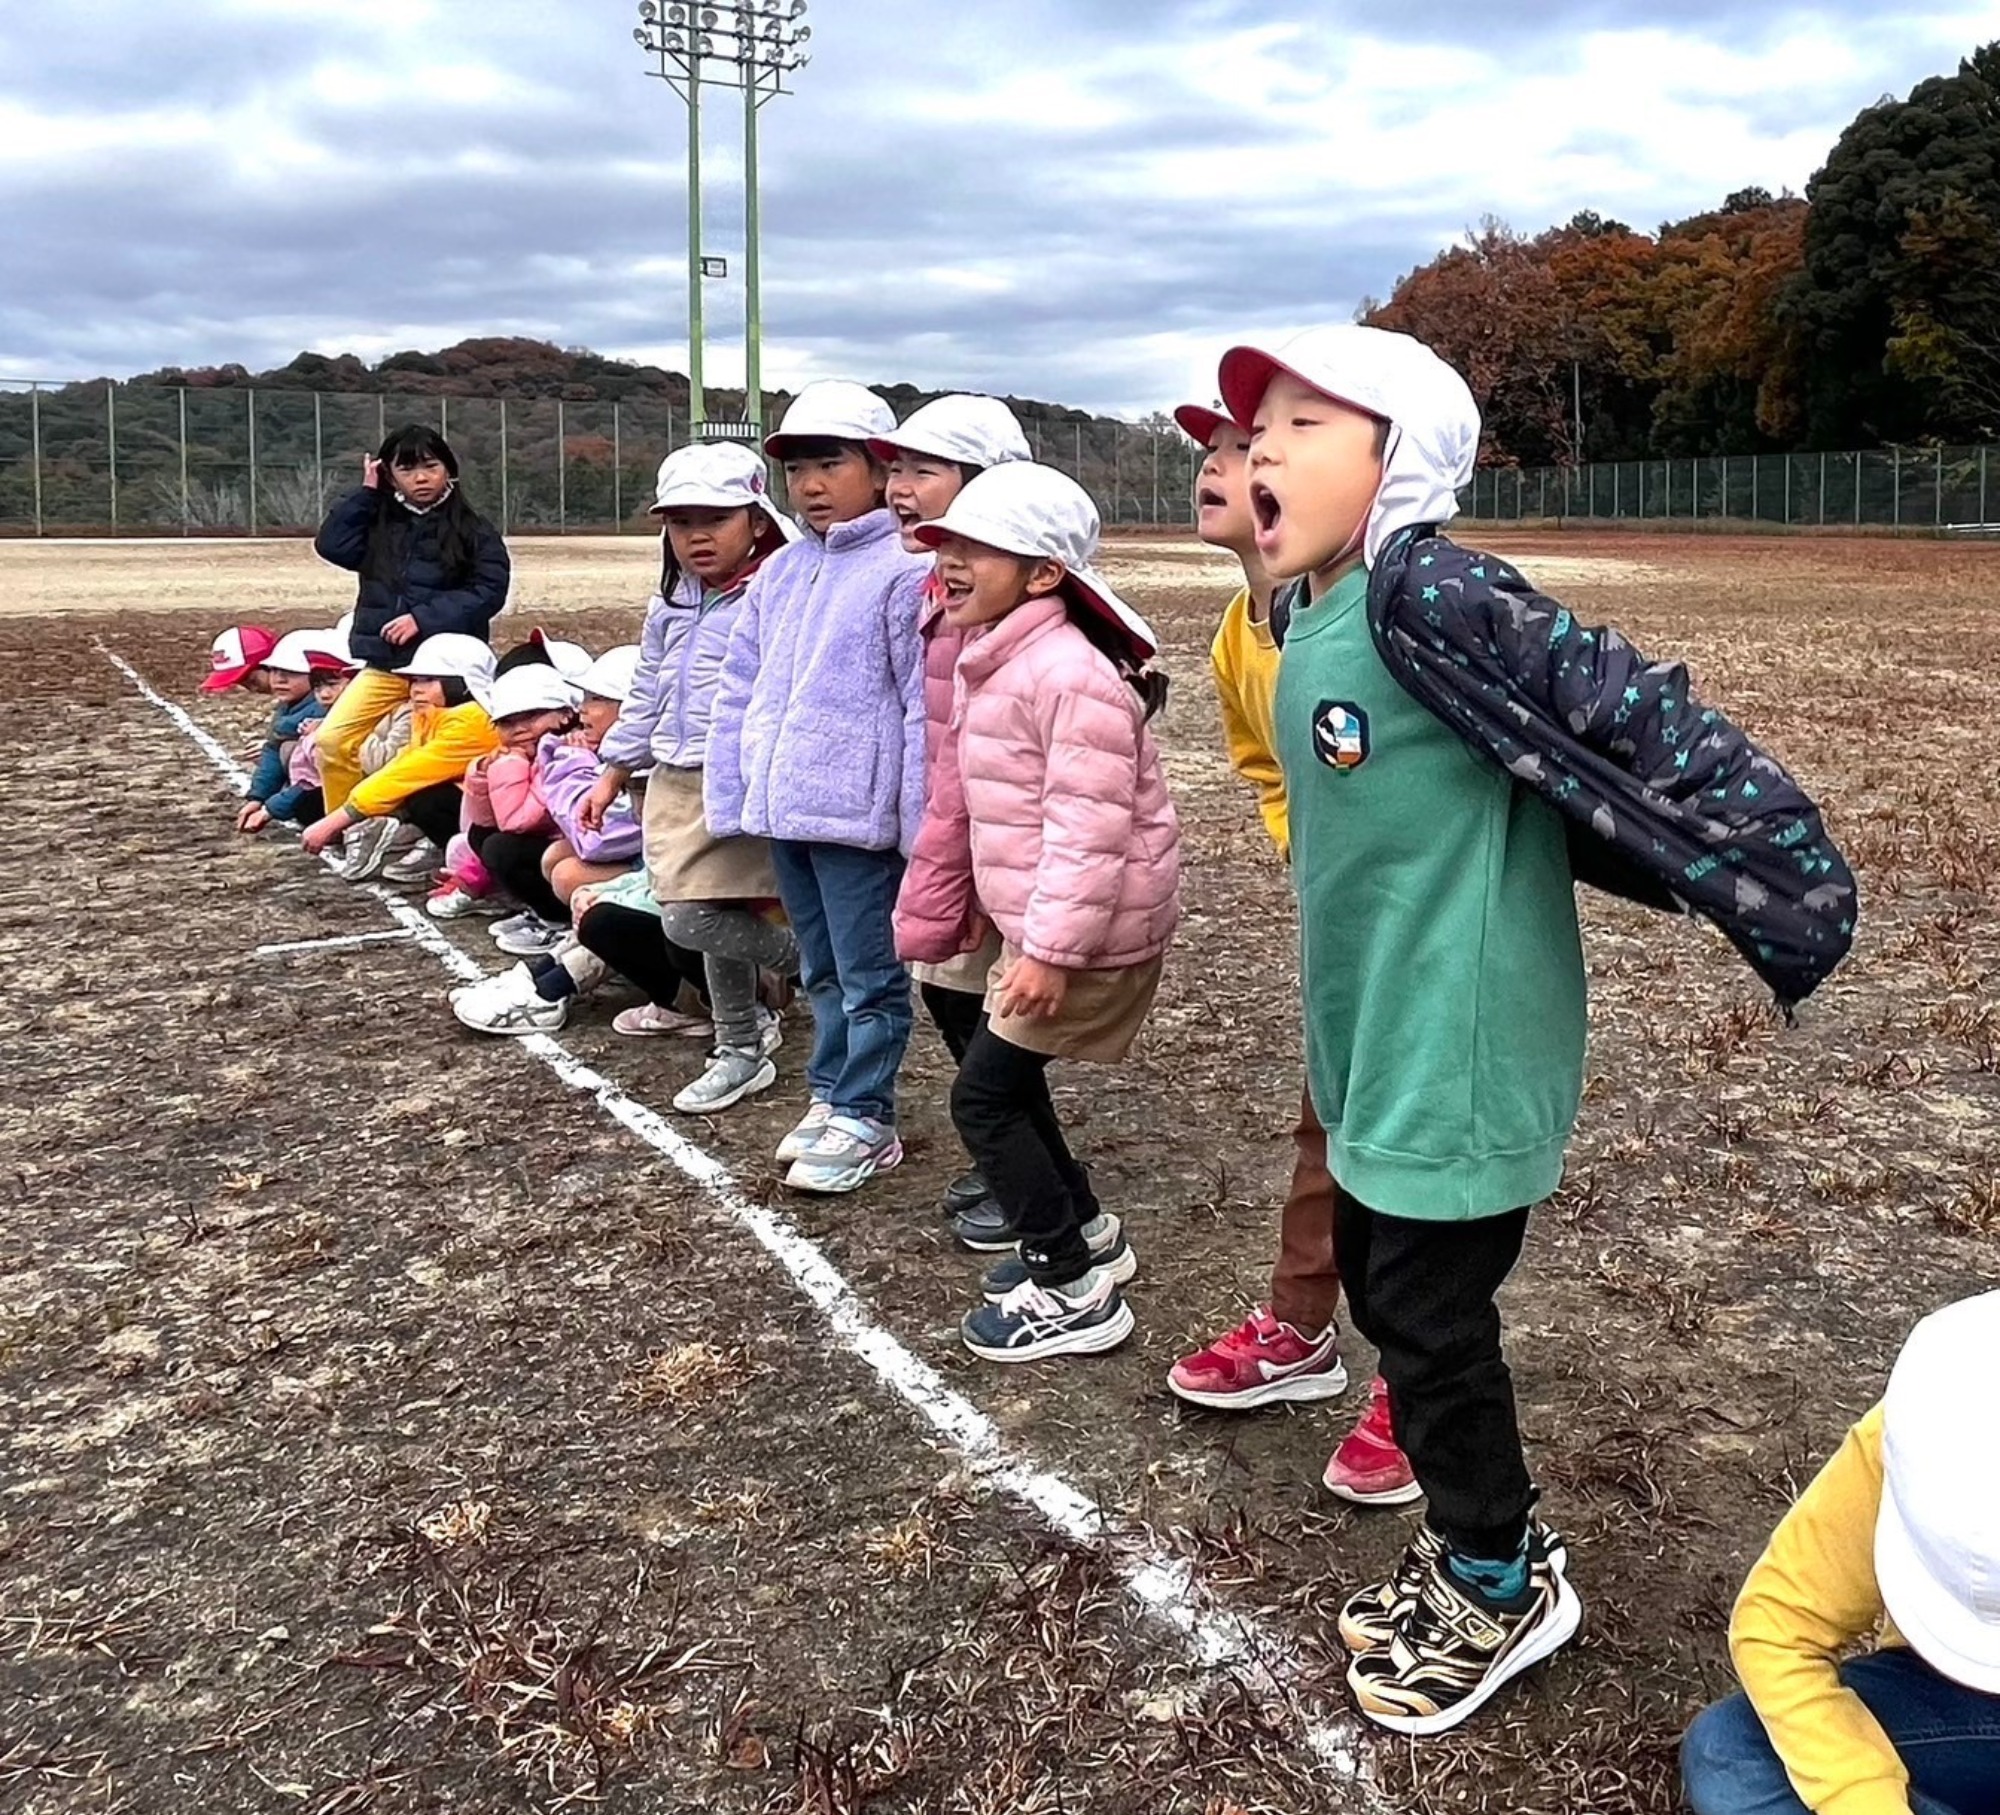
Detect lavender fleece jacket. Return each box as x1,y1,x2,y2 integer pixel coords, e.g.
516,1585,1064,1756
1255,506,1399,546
704,509,932,854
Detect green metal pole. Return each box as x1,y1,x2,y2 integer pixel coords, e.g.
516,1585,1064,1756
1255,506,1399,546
687,62,706,434
743,75,763,438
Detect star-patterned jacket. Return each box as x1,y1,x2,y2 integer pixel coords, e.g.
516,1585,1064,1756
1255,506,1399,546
1278,526,1857,1009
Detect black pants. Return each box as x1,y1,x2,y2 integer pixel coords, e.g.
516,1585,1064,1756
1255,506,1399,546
1333,1194,1535,1559
469,824,564,921
398,781,462,851
575,903,710,1009
950,1027,1102,1285
279,787,324,826
922,981,985,1065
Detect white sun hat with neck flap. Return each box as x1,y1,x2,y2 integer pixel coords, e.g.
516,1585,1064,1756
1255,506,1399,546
576,643,643,705
763,379,897,458
867,394,1032,471
913,461,1158,662
486,661,580,721
402,633,499,709
649,441,798,542
1217,323,1481,568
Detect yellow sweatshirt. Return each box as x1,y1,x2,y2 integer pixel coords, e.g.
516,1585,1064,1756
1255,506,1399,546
1729,1405,1917,1815
1210,585,1288,857
346,700,501,820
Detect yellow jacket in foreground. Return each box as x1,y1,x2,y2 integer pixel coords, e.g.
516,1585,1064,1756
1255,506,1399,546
346,700,501,820
1210,585,1288,857
1729,1405,1919,1815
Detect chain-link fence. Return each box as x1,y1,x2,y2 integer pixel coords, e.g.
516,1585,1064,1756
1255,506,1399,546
0,379,1207,536
1459,447,2000,531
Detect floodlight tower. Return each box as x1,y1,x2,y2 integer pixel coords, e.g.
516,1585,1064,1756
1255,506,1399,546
635,0,812,440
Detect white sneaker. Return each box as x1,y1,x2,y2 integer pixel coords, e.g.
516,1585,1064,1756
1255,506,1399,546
673,1048,779,1114
611,1001,713,1039
755,1006,783,1057
775,1100,832,1165
426,879,504,920
334,818,401,881
450,964,567,1036
784,1114,904,1195
494,915,569,957
383,836,443,887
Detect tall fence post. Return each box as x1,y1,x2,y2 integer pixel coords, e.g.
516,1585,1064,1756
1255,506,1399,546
376,395,386,446
499,398,510,532
1783,454,1790,526
1751,457,1759,522
107,383,118,534
1982,445,1989,526
247,388,258,537
1892,447,1901,528
613,400,623,528
557,399,567,534
1151,430,1161,527
1819,451,1827,527
314,391,324,519
439,396,449,443
179,387,189,535
30,385,43,537
1936,446,1944,526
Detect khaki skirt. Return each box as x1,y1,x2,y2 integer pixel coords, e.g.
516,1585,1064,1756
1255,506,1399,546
985,939,1164,1064
642,764,780,903
911,926,1004,996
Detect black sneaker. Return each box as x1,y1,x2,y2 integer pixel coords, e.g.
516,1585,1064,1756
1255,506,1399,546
959,1267,1135,1363
981,1215,1138,1301
951,1197,1024,1253
1345,1528,1581,1735
942,1169,991,1217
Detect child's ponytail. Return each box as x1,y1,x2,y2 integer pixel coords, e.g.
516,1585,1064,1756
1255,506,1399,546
1066,602,1169,722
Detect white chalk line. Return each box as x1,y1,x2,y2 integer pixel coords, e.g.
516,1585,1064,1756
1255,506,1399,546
100,640,1375,1791
255,929,417,959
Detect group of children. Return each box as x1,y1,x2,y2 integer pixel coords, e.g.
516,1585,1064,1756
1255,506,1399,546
195,330,2000,1804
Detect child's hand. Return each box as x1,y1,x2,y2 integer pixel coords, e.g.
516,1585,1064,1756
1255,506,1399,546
995,956,1069,1020
363,456,382,489
382,613,420,646
960,912,992,954
235,802,270,834
578,772,623,833
570,884,603,920
300,812,346,856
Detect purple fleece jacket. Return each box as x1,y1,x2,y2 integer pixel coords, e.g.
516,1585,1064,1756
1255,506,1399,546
703,509,931,854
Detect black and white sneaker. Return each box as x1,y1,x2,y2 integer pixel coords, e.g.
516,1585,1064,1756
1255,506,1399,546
980,1215,1137,1302
1345,1528,1581,1736
951,1196,1025,1253
1339,1521,1570,1656
960,1267,1134,1363
942,1169,991,1217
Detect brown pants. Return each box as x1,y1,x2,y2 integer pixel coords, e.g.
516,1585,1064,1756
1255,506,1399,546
1270,1086,1341,1335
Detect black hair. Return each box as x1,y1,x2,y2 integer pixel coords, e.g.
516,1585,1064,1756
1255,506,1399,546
431,675,474,710
657,508,791,603
777,435,871,465
362,424,485,589
493,638,555,677
1063,588,1169,722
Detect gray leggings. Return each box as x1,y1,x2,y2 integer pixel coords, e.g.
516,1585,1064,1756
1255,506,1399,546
656,901,798,1053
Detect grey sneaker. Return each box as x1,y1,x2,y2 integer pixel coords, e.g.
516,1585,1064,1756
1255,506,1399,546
673,1047,778,1114
981,1214,1138,1302
783,1114,903,1194
382,835,443,886
493,915,569,957
334,817,401,881
775,1100,832,1164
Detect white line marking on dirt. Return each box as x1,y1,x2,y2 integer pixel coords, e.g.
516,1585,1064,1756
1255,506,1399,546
255,929,417,959
102,641,1376,1792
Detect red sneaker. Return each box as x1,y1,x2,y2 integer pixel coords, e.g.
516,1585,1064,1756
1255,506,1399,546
1168,1306,1348,1410
1323,1375,1423,1506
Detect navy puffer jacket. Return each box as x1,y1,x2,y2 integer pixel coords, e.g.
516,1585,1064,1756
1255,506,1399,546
314,488,511,671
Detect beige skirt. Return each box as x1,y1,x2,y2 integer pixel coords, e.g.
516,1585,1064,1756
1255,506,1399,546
985,940,1164,1064
643,764,780,903
911,926,1004,996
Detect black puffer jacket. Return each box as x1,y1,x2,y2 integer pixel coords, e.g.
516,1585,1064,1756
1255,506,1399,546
313,488,511,671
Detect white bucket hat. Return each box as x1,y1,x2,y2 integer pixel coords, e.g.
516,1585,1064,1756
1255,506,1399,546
912,461,1158,661
867,394,1032,472
1874,1289,2000,1692
486,662,580,721
524,627,594,683
1217,324,1480,567
764,379,897,458
649,442,798,542
576,644,643,705
402,633,498,709
264,628,353,675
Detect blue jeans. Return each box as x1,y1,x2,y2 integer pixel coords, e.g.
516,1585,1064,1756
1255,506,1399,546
768,840,912,1125
1682,1650,2000,1815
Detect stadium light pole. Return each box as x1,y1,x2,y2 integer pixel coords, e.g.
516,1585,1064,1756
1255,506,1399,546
635,1,812,441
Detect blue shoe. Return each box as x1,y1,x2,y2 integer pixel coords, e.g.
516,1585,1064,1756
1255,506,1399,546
981,1215,1137,1302
960,1267,1135,1363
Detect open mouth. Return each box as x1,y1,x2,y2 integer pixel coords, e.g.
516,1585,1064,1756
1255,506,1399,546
891,501,922,526
1196,487,1226,511
1250,483,1281,535
941,576,975,604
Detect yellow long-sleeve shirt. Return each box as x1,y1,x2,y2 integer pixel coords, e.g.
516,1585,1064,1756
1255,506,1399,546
1729,1405,1919,1815
346,700,501,820
1210,585,1288,857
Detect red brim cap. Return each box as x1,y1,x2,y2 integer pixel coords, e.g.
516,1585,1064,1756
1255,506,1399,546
1172,404,1236,448
305,651,355,674
200,663,258,693
1216,348,1290,432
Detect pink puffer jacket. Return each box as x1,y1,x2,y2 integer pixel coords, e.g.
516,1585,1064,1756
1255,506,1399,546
896,595,1179,971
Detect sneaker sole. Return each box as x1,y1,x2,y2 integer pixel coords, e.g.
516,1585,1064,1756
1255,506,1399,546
1322,1469,1426,1508
1349,1575,1584,1738
962,1298,1136,1363
673,1061,778,1116
784,1141,905,1195
983,1242,1139,1305
955,1226,1025,1255
1168,1358,1351,1412
450,1003,565,1038
494,936,567,955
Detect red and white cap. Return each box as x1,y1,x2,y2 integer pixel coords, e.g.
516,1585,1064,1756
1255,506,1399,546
867,395,1032,471
764,379,897,458
1217,324,1481,568
202,624,278,692
1875,1289,2000,1693
1172,403,1240,449
524,628,594,683
264,628,355,676
576,643,643,705
487,661,581,721
912,461,1158,662
649,442,798,542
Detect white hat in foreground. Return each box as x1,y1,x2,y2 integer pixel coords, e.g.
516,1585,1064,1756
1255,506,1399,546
264,628,354,675
576,644,643,705
486,662,581,721
868,394,1032,472
1875,1289,2000,1693
913,462,1158,662
764,379,897,458
649,442,798,543
1216,323,1480,567
402,633,499,708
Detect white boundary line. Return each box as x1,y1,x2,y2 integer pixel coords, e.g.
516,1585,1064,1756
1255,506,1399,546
255,929,417,959
100,641,1376,1790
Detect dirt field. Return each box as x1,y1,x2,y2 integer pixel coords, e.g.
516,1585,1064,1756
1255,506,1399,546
4,531,1996,1815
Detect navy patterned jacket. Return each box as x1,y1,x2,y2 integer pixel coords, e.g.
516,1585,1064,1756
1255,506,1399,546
1278,527,1857,1008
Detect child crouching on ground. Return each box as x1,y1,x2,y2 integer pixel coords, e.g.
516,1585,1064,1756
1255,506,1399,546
1163,403,1414,1505
897,462,1179,1364
1682,1290,2000,1815
246,637,361,830
871,393,1031,1228
232,629,342,833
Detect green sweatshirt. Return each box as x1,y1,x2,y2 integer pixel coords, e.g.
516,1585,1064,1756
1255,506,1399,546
1274,567,1587,1219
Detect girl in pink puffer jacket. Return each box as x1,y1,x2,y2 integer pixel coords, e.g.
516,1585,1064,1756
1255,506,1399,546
896,462,1180,1368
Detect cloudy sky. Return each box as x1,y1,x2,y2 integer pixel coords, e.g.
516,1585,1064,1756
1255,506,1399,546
1,0,1988,412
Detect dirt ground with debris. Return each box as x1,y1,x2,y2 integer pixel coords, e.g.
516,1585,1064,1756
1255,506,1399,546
3,531,1996,1814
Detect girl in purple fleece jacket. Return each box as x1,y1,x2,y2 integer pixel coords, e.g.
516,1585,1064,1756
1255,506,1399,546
704,381,932,1195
